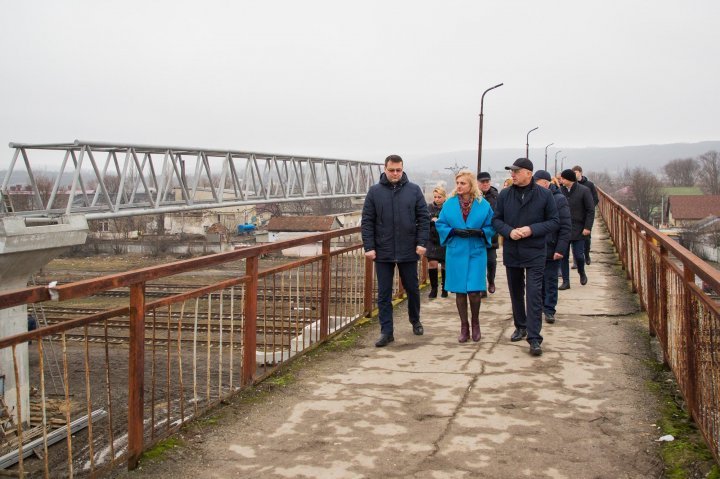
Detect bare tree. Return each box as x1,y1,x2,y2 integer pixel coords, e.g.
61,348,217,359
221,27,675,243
663,158,698,186
624,167,663,224
588,171,614,192
34,172,55,207
256,202,284,218
697,150,720,194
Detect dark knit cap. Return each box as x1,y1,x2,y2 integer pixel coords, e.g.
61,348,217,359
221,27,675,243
561,169,577,182
533,170,552,181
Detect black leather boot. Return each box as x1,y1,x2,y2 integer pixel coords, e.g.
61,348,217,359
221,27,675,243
441,266,448,297
469,292,482,342
428,268,438,298
456,294,469,343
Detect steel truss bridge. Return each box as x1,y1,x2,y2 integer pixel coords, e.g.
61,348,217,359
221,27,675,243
0,140,384,220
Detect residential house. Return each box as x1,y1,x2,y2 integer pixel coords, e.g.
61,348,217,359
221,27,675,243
665,195,720,227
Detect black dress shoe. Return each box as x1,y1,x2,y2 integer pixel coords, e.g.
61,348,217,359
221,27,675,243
529,340,543,356
510,327,527,342
586,256,591,265
580,273,588,285
375,334,395,347
441,290,448,298
558,282,570,290
545,312,555,324
412,322,424,336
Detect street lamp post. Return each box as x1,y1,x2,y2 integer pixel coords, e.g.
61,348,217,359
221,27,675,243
554,150,563,176
477,82,504,174
544,143,554,171
561,156,567,171
526,127,539,160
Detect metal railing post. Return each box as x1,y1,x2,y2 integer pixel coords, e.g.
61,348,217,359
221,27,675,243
682,263,698,421
127,282,145,470
320,239,331,339
242,256,258,386
645,235,656,337
364,257,374,317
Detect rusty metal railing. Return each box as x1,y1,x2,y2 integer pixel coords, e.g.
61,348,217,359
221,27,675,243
599,188,720,464
0,226,416,477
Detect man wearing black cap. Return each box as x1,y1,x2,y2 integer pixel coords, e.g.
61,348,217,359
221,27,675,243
558,168,595,288
477,171,499,296
492,158,559,356
533,170,571,324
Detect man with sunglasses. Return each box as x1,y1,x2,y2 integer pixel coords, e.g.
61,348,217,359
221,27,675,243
362,155,430,347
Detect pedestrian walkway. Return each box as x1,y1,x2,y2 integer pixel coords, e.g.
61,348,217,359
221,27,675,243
130,226,664,478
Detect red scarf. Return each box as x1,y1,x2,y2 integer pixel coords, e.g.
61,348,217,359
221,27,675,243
459,197,472,221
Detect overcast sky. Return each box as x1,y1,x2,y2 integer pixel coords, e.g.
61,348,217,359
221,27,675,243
1,1,718,167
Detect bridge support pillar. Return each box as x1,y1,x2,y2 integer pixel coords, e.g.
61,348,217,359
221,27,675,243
0,215,88,425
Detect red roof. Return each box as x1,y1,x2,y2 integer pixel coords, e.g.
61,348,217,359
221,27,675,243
668,195,720,220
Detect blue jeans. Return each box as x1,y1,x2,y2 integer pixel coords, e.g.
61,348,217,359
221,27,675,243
543,258,560,315
560,240,586,285
506,265,544,344
375,261,420,336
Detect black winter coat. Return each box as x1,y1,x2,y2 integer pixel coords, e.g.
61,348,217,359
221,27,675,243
482,186,500,249
361,172,430,263
425,201,446,261
547,184,571,259
492,179,560,268
562,182,595,241
578,176,599,206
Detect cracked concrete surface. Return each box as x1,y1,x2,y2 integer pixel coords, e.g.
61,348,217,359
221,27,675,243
126,227,663,479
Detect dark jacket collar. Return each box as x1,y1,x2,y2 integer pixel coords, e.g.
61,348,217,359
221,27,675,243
380,172,408,187
511,177,537,191
483,186,499,199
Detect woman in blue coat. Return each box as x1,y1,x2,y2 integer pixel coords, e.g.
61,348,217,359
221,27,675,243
435,170,495,343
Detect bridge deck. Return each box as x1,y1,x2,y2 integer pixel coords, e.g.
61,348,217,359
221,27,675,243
124,225,664,478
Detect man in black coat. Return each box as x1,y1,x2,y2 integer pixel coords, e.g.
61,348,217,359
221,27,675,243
559,169,595,288
477,171,499,295
572,165,598,264
362,155,430,347
533,170,571,324
492,159,559,357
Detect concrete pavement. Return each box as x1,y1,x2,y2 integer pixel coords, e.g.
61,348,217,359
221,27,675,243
129,226,664,479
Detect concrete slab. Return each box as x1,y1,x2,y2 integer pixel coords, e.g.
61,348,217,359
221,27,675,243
128,225,663,478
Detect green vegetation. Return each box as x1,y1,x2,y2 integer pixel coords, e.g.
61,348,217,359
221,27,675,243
662,186,703,196
645,357,720,478
140,437,183,461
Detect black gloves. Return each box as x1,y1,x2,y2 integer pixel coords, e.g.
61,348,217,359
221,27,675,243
452,228,485,238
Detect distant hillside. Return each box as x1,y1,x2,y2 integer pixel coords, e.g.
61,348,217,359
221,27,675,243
411,141,720,175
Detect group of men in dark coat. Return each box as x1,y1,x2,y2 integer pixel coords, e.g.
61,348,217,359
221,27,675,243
558,168,597,289
361,154,596,357
481,160,595,356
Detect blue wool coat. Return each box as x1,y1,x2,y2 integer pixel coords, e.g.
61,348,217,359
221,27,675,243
435,196,495,293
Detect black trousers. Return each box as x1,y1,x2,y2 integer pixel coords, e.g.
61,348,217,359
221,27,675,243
506,265,544,344
375,261,420,336
486,248,497,285
584,235,592,260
